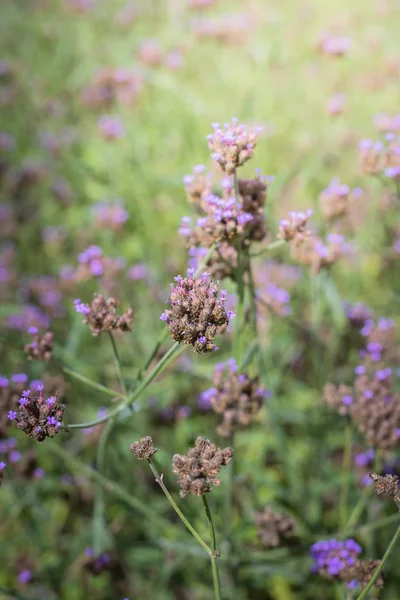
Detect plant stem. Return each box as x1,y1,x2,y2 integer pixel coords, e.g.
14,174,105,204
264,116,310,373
339,421,353,529
147,459,212,557
202,495,222,600
92,419,114,554
50,442,167,526
108,331,127,395
64,341,182,429
63,367,124,398
249,239,286,258
355,524,400,600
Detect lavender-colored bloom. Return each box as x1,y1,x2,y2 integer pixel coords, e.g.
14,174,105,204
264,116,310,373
310,538,362,577
98,115,126,140
33,467,46,478
342,395,353,405
9,450,21,463
199,388,216,410
0,462,6,471
354,365,365,375
355,449,375,468
363,389,373,399
8,411,17,420
0,376,9,387
47,416,61,428
11,373,28,384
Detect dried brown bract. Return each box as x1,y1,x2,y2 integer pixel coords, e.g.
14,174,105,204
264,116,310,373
172,436,233,497
370,473,400,509
255,506,297,548
129,436,157,460
24,329,54,362
341,559,384,590
74,294,133,336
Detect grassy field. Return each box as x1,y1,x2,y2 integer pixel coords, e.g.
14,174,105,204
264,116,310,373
1,1,400,599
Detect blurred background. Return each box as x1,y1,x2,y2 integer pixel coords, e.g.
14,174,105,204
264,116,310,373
1,0,400,599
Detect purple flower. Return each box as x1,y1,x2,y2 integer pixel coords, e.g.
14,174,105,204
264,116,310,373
8,411,17,420
0,462,6,471
342,395,353,405
0,376,9,387
11,373,28,384
354,365,365,375
9,450,21,463
47,416,61,428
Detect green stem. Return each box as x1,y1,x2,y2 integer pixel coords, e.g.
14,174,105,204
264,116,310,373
355,524,400,600
63,341,182,429
202,495,222,600
339,422,353,529
92,419,114,554
50,442,167,527
147,459,212,557
249,239,286,258
63,367,124,398
108,331,127,395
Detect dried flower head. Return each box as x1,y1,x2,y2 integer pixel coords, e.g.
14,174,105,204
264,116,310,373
172,436,233,497
291,233,351,275
183,164,212,205
129,436,157,460
24,328,54,362
278,210,313,244
203,359,267,437
341,560,384,591
8,385,65,442
183,193,254,248
319,179,363,221
370,473,400,509
160,270,234,353
74,294,133,336
238,174,268,242
255,506,297,548
322,383,354,416
207,119,260,174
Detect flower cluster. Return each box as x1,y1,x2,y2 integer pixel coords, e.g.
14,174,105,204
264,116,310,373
92,199,129,231
8,385,65,442
207,119,260,174
73,245,125,281
238,175,268,242
183,164,212,205
319,179,363,221
254,506,296,548
323,318,400,449
129,436,157,460
74,294,133,336
83,548,114,576
291,233,351,275
310,538,362,579
81,66,143,110
160,270,234,353
172,436,233,497
278,209,313,244
358,134,400,178
201,359,267,437
370,473,400,509
24,327,54,362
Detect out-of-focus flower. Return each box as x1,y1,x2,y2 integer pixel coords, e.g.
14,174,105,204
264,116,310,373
98,115,126,140
326,93,346,116
255,507,297,547
137,38,163,67
24,329,54,362
319,179,363,221
92,199,129,230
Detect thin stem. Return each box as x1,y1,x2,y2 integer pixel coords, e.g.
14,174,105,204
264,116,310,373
339,422,353,529
50,442,167,527
202,495,222,600
92,419,114,554
63,367,124,398
108,331,127,395
147,459,212,557
223,435,234,540
249,239,286,258
355,524,400,600
64,342,182,429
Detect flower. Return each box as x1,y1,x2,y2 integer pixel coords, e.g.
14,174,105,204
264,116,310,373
207,118,260,174
310,538,362,578
129,436,157,460
74,294,133,336
161,270,233,353
255,507,297,547
7,385,65,442
172,436,233,497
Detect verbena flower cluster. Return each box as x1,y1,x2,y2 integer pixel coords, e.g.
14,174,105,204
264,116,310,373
323,318,400,449
129,436,157,460
200,359,268,437
74,294,133,336
207,118,260,174
7,384,65,442
24,327,54,362
254,506,297,548
160,270,234,353
172,436,233,497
